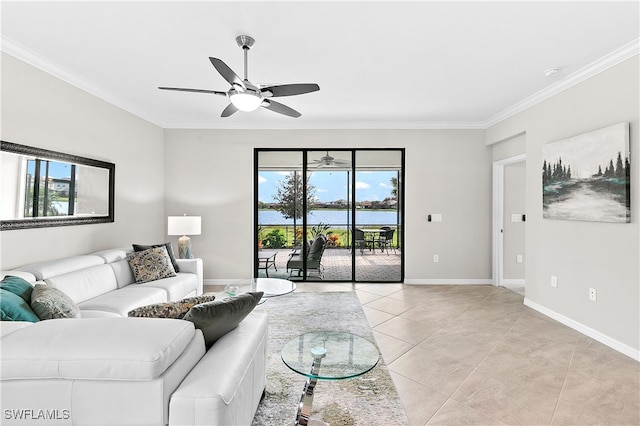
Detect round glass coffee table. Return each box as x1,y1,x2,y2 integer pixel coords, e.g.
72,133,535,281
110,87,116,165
281,331,379,425
224,278,295,303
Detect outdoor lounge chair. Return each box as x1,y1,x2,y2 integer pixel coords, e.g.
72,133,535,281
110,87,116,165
286,234,328,279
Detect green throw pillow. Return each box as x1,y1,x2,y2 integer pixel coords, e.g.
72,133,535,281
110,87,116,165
0,289,40,322
182,292,263,348
133,242,180,272
128,294,217,319
30,284,81,320
1,275,34,303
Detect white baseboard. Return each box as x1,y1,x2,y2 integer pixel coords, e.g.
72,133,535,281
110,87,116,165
501,279,525,286
202,278,251,285
403,279,494,285
206,278,496,286
524,298,640,362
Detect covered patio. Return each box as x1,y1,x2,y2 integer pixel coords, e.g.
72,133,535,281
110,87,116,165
257,247,402,282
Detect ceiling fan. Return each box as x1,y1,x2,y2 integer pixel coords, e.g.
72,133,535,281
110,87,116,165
312,151,351,168
158,35,319,118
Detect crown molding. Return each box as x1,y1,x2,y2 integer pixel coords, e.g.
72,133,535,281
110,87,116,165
161,120,487,130
485,37,640,128
1,35,163,127
3,34,638,131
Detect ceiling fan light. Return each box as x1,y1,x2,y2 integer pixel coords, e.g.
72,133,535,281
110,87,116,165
229,92,263,111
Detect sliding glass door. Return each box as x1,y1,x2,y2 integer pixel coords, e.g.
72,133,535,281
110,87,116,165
255,148,404,282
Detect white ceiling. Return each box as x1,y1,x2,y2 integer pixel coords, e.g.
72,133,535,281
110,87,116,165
2,1,638,130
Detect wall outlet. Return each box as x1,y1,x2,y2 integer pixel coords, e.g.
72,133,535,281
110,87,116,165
516,255,523,264
551,275,558,288
433,254,439,263
431,214,443,222
589,288,597,302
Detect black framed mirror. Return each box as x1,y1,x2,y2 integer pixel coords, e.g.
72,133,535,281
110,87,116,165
1,141,115,230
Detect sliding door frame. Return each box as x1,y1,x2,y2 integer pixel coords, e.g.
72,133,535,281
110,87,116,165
254,148,405,282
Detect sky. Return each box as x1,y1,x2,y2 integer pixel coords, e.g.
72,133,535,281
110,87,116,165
258,170,397,203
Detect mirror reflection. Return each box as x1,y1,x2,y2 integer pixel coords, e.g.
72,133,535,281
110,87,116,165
1,141,115,230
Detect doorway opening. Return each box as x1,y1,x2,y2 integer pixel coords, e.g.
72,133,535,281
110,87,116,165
492,153,526,295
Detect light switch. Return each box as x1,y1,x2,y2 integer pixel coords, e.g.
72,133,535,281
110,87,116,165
431,214,443,222
511,214,523,222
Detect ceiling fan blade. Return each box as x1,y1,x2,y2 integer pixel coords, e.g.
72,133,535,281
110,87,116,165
209,57,244,89
261,83,320,97
261,100,301,118
158,86,227,96
221,103,238,117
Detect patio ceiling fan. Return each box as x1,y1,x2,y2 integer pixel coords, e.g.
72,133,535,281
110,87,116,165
312,151,351,168
158,35,319,118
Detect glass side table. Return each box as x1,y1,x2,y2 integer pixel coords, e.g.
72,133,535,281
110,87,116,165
281,331,379,426
224,278,296,303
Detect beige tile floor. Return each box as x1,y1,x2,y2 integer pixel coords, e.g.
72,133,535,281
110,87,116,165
207,282,640,425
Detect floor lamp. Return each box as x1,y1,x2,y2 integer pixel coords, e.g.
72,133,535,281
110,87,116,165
168,215,201,259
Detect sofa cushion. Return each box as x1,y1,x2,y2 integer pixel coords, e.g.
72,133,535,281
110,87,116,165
0,271,36,284
17,255,105,281
128,247,176,284
133,242,180,273
0,289,40,322
182,292,263,348
109,259,136,289
90,248,130,263
1,275,34,303
1,317,197,380
44,264,118,304
128,294,217,319
78,286,167,317
30,284,80,320
138,273,198,301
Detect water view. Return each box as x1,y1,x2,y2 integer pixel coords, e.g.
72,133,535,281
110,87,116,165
258,209,399,226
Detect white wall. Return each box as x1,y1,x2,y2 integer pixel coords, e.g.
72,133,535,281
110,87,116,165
486,56,640,355
163,129,493,282
0,53,166,269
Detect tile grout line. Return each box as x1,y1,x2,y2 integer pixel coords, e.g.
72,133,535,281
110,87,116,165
424,306,527,425
548,337,580,425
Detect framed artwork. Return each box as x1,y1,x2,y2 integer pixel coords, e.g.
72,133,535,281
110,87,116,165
542,122,630,223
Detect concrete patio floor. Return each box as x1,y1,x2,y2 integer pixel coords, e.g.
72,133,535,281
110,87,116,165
257,247,402,282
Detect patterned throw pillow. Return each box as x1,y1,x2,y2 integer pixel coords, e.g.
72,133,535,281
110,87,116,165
30,284,80,320
127,246,177,284
128,294,217,319
132,242,180,272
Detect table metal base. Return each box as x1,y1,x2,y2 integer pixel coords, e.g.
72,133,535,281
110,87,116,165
295,347,327,426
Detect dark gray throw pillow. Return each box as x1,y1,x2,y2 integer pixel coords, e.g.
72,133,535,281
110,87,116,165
133,242,180,272
182,292,263,348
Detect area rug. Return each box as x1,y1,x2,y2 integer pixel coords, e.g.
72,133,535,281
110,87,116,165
252,291,408,426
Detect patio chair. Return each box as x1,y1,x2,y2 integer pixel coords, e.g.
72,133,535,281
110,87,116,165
377,228,396,255
286,234,328,279
352,228,370,254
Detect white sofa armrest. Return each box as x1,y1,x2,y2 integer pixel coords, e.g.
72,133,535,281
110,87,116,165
176,258,203,296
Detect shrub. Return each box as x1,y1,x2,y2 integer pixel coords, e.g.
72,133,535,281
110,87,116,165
262,229,286,248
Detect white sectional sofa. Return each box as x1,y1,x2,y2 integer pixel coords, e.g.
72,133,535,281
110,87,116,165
1,248,269,426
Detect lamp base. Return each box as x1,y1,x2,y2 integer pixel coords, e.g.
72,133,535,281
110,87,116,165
177,235,192,259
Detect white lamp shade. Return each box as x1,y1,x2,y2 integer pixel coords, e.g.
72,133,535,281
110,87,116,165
167,216,201,236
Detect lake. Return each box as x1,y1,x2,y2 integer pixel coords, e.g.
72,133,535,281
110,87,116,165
259,209,399,226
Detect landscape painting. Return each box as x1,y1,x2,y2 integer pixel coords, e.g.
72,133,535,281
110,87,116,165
542,122,630,223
